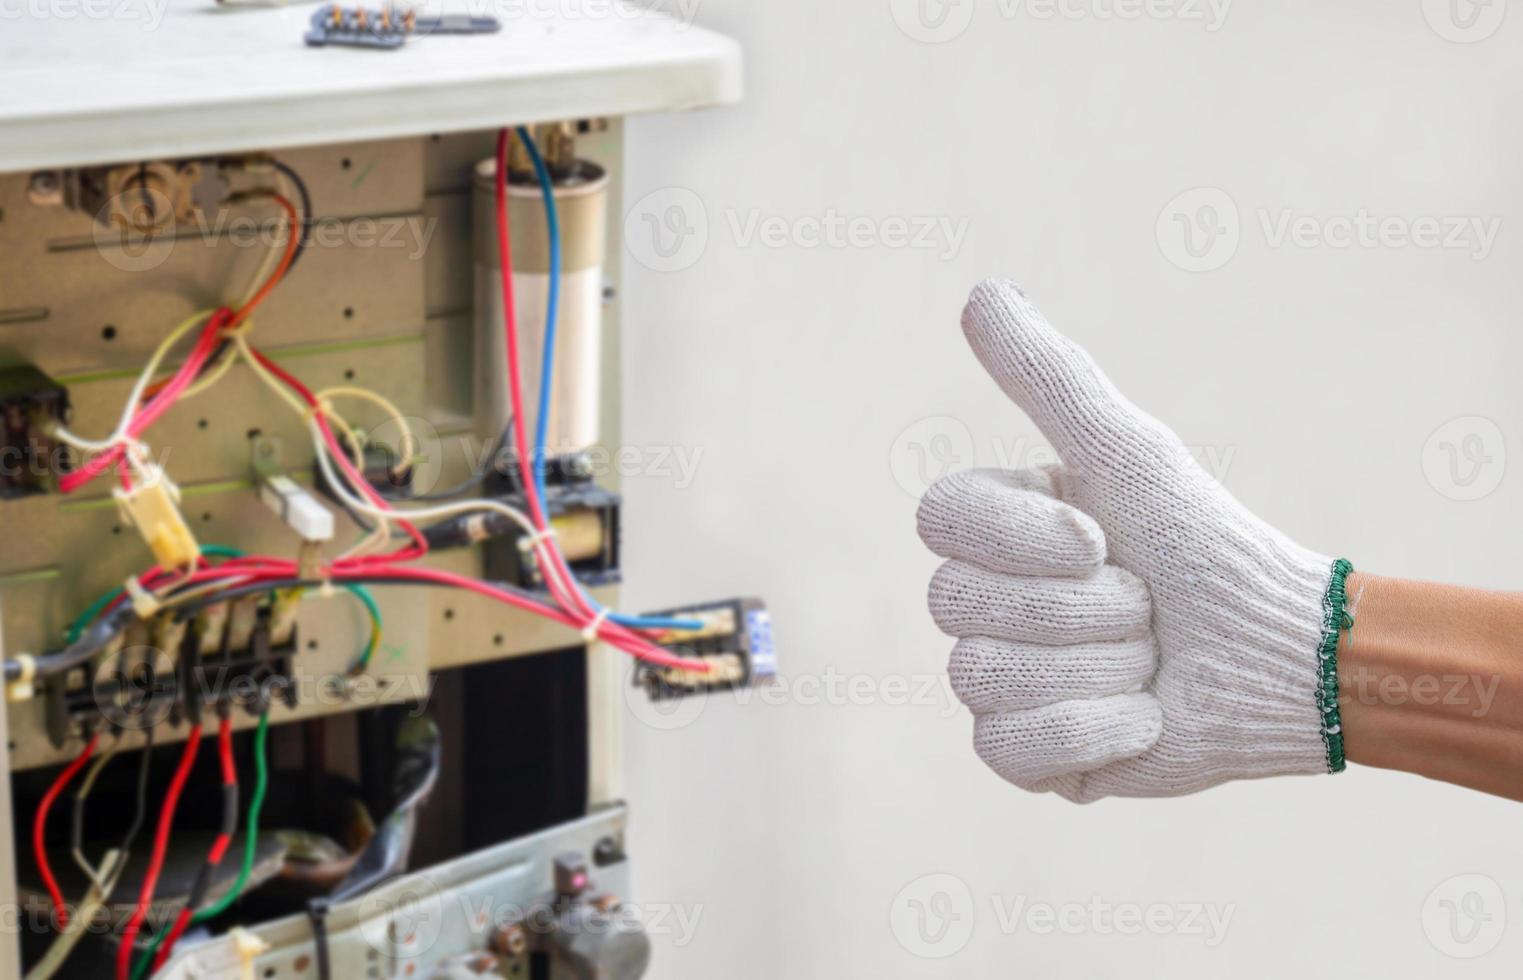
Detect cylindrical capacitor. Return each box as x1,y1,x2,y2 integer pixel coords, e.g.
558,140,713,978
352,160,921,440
472,155,608,456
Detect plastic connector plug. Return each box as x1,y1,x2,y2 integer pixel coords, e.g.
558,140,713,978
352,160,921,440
259,474,335,542
114,464,199,569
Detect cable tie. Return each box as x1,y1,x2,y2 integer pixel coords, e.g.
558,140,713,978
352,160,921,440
520,526,558,553
581,608,611,642
123,577,163,618
6,653,36,703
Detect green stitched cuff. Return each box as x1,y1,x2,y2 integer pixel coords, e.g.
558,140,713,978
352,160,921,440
1317,558,1354,773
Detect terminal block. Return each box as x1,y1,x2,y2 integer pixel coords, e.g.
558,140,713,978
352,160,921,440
636,598,777,701
46,598,299,744
480,455,621,590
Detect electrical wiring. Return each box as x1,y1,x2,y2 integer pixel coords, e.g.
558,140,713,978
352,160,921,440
45,309,217,457
116,723,203,980
492,130,709,664
69,734,122,889
514,128,701,635
31,731,102,929
134,709,268,976
316,386,417,480
61,192,298,495
134,715,238,978
59,309,230,493
269,159,315,276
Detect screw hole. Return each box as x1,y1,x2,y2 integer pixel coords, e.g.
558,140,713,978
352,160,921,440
112,525,122,535
341,158,352,170
201,512,212,522
307,639,319,651
344,369,356,381
197,418,209,430
443,609,455,621
102,325,117,341
343,306,354,320
492,634,503,646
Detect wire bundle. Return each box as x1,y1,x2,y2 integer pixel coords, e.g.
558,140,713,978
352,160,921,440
23,137,710,978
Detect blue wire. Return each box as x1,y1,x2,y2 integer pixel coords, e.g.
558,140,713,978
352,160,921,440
514,127,700,634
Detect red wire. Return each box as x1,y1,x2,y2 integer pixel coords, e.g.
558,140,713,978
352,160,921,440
31,732,101,930
227,195,300,329
117,724,203,980
61,309,230,494
151,717,237,970
489,131,707,670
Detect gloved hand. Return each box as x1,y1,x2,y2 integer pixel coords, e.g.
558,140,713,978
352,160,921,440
919,279,1352,802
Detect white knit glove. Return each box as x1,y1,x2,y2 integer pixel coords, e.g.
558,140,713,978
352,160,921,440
920,279,1351,802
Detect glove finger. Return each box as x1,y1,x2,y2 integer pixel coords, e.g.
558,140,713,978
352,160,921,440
948,635,1156,713
973,693,1162,783
917,467,1105,578
929,561,1151,644
961,279,1178,478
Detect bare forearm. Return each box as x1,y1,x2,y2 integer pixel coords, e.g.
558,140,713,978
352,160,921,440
1339,573,1523,801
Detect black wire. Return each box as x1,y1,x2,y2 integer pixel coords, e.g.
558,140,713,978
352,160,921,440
165,575,551,621
15,605,138,681
9,575,552,682
376,419,513,503
119,724,154,856
307,899,333,980
269,159,314,275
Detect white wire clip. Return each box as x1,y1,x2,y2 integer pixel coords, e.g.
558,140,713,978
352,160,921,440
6,653,36,703
123,576,164,618
581,607,611,642
518,526,559,558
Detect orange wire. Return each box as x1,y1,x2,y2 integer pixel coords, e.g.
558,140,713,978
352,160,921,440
228,193,300,328
139,192,301,400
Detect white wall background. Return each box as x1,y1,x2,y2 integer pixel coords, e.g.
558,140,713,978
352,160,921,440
616,2,1523,976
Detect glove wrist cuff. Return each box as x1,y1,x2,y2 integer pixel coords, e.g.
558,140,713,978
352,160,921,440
1316,558,1355,774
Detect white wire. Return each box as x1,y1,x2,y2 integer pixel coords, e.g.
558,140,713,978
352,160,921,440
228,330,540,541
46,310,216,454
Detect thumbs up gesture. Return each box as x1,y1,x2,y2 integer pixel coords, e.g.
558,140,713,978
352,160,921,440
920,279,1349,802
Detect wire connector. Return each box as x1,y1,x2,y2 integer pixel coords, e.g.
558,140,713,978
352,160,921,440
114,464,200,570
123,577,164,619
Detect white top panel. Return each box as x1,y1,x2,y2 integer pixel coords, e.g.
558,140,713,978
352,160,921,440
0,0,742,171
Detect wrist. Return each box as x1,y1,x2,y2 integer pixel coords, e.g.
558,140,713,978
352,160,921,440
1338,572,1523,800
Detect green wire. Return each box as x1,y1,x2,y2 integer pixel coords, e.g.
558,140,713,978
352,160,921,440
132,710,270,979
64,545,246,645
63,545,383,672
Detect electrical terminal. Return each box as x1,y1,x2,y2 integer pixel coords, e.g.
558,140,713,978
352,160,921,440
225,597,262,656
260,472,335,543
114,464,200,570
637,598,777,701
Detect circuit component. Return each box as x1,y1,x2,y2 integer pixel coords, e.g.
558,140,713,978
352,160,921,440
113,465,200,569
637,598,777,701
0,365,69,498
304,5,501,49
481,455,621,588
47,600,300,743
